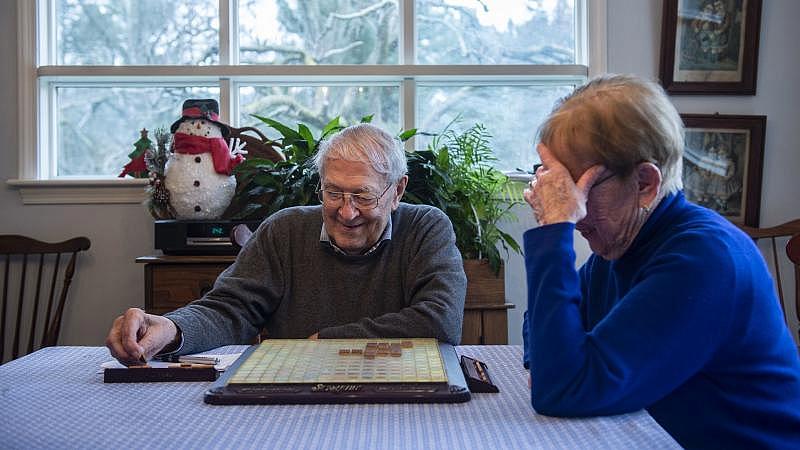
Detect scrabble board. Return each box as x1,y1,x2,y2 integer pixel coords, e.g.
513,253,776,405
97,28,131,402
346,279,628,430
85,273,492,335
229,338,446,384
205,338,470,404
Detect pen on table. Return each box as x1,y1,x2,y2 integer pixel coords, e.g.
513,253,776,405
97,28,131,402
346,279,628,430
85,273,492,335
179,355,218,365
168,363,217,369
156,354,218,365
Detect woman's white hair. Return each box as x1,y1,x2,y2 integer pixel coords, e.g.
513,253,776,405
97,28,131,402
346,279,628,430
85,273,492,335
538,73,685,194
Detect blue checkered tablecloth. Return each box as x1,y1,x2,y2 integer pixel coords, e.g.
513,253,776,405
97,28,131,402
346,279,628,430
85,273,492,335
0,345,678,449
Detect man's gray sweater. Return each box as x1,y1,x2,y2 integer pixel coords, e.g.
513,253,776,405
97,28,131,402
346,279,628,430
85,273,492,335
165,203,467,352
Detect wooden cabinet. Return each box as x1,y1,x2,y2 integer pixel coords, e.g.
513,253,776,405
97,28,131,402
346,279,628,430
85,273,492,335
137,255,513,344
462,304,514,345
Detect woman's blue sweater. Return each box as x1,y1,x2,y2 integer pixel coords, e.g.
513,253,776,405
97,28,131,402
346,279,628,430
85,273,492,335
523,192,800,448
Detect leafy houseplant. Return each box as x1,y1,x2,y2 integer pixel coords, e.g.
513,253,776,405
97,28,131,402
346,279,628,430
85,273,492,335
224,114,520,343
404,120,522,275
225,114,521,278
225,116,350,220
225,114,414,221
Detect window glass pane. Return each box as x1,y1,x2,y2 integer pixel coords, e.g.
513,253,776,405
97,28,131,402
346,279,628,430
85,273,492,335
416,0,576,64
55,86,218,176
416,84,576,172
238,0,399,64
238,84,400,138
55,0,219,65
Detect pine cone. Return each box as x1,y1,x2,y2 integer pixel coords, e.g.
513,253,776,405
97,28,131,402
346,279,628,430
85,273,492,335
153,182,170,205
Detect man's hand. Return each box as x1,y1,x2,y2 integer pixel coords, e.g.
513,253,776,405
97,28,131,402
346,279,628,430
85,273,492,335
523,144,605,225
308,333,319,340
105,308,179,366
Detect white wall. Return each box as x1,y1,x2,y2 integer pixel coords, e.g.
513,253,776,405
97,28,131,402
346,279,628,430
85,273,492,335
0,1,155,346
2,0,798,347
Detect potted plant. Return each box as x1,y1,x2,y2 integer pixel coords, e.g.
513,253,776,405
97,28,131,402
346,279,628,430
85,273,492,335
225,116,353,220
225,114,416,220
223,114,520,343
403,119,522,305
225,114,521,305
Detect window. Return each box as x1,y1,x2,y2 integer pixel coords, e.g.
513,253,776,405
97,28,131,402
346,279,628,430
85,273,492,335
13,0,605,202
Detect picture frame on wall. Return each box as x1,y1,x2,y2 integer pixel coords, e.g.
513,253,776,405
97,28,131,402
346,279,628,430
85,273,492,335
681,114,766,227
659,0,762,95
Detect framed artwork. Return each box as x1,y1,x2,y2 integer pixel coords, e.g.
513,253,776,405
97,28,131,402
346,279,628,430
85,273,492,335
659,0,762,94
680,114,766,227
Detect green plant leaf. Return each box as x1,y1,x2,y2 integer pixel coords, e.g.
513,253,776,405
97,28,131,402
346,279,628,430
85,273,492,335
229,202,267,220
321,117,343,140
296,124,316,155
252,115,303,141
498,230,521,254
298,124,315,142
398,128,418,142
403,119,522,263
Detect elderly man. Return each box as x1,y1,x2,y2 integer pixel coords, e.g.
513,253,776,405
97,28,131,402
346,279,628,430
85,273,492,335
107,123,467,364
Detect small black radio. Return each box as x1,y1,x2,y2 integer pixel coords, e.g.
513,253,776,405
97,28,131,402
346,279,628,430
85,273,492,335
154,220,262,255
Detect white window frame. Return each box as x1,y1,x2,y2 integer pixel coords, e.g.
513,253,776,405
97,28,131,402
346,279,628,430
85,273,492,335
9,0,606,204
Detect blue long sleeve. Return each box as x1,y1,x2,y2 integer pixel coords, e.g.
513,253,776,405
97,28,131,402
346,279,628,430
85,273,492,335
522,192,800,448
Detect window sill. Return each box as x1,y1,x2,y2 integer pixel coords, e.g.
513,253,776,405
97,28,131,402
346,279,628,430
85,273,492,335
7,178,149,205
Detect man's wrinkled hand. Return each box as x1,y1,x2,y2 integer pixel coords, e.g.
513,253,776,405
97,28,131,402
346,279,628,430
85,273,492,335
105,308,178,366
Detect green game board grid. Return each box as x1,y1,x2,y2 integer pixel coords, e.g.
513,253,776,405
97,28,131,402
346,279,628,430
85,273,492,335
228,338,447,384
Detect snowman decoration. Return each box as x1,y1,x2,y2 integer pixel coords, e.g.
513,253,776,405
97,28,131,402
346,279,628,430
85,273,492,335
165,99,246,220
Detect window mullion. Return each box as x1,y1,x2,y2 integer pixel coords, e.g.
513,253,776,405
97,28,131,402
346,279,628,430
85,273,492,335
44,81,57,179
575,0,585,66
220,0,232,65
37,65,588,78
42,0,55,65
18,0,39,179
400,0,415,151
587,0,608,76
220,0,234,124
401,0,414,65
220,78,232,125
402,78,415,151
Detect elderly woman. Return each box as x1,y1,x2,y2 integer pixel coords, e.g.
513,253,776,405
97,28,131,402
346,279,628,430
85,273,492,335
522,74,800,448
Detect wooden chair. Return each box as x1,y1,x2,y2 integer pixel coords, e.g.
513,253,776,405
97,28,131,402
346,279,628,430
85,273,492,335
0,235,91,363
739,219,800,330
787,234,800,336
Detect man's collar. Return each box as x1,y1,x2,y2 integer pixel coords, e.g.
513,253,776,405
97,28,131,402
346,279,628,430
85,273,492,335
319,215,393,256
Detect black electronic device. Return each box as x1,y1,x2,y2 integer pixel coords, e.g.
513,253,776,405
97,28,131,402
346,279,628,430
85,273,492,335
154,220,261,255
459,354,499,393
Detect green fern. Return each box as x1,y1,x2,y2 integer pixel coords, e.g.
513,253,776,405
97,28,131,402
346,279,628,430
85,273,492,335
405,118,521,274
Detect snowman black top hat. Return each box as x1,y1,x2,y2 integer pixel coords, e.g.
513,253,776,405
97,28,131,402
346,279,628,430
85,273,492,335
170,98,231,138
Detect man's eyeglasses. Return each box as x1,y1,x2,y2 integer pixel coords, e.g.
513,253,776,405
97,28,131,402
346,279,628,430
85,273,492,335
317,183,393,210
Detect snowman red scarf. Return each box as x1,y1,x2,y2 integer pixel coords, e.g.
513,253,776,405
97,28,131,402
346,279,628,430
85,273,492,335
172,132,244,176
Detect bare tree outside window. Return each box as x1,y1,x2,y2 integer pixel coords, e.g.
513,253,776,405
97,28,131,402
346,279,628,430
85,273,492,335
48,0,578,177
417,0,575,64
238,0,399,65
57,0,219,65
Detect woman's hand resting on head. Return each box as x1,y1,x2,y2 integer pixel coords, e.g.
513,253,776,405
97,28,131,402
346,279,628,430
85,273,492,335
523,144,606,225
